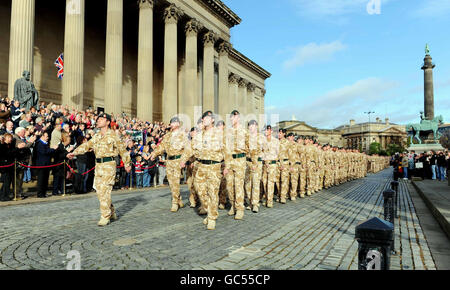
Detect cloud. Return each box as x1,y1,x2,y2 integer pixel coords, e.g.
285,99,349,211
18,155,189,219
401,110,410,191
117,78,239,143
291,0,389,17
268,77,400,128
282,41,347,70
410,0,450,18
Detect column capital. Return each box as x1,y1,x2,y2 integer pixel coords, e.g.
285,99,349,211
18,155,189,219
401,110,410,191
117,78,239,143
238,78,248,88
229,73,240,84
185,19,202,37
164,3,183,24
261,88,266,96
203,31,217,47
218,41,232,56
247,83,256,92
138,0,154,9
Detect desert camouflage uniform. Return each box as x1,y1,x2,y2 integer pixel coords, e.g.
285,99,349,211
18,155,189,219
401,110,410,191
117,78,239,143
182,126,229,225
317,147,325,191
278,138,291,202
288,140,300,199
224,126,249,215
298,143,307,197
73,129,131,219
305,144,316,196
245,131,265,208
262,136,280,207
152,129,188,209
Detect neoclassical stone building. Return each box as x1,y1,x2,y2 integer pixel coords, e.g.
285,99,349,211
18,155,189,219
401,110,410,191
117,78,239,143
0,0,270,124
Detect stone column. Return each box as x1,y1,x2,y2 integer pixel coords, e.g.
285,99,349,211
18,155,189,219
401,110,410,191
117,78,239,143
421,54,435,120
260,88,266,115
247,83,256,116
8,0,35,99
63,0,85,110
184,19,201,122
238,78,248,116
228,73,239,112
137,0,154,121
163,4,182,122
218,41,231,117
202,31,216,112
105,0,123,116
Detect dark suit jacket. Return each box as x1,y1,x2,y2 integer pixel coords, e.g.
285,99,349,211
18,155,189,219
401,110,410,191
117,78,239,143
34,139,55,166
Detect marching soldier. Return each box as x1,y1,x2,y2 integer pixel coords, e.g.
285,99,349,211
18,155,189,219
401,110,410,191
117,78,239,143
297,138,307,198
150,117,188,213
245,120,265,213
68,113,131,226
224,110,249,220
186,127,201,210
278,129,290,204
216,120,228,210
305,139,316,196
287,133,300,201
262,125,280,208
181,111,230,230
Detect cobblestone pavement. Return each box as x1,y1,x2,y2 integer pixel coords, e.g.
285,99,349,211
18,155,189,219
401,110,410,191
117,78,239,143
0,169,436,270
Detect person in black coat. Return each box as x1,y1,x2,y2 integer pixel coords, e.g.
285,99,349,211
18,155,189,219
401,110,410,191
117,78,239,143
34,131,57,198
52,133,73,196
0,134,18,201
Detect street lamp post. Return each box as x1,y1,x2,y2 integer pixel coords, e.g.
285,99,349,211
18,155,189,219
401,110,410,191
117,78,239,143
364,111,375,153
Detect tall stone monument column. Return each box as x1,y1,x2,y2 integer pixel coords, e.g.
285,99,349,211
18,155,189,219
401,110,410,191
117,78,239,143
202,31,216,112
105,0,123,116
184,19,201,122
260,88,266,115
137,0,154,121
218,41,231,117
63,0,85,110
8,0,35,99
163,4,182,122
421,51,435,121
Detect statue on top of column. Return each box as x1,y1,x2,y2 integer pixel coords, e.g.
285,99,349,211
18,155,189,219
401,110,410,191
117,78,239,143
14,70,39,111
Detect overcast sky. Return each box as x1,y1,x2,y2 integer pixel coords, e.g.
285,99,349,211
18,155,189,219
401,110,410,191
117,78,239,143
224,0,450,129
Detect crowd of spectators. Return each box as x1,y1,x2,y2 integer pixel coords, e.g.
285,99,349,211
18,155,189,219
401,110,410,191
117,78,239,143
0,94,173,201
390,150,450,181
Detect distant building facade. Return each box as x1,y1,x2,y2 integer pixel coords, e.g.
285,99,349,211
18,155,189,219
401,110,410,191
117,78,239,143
277,117,408,153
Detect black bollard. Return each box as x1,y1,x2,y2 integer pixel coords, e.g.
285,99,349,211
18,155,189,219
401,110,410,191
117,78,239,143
390,181,399,218
355,217,394,270
383,189,396,253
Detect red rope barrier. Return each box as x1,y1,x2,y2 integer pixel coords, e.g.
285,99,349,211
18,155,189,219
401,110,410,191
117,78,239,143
18,162,64,169
0,163,15,168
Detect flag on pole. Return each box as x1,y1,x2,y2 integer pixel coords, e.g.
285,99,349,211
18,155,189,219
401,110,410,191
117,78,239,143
54,53,64,80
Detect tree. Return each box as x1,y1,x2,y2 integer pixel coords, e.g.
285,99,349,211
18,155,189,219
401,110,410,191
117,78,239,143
386,143,404,156
369,142,381,155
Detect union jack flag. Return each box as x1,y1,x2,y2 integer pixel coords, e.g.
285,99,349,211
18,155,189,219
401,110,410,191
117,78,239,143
54,53,64,80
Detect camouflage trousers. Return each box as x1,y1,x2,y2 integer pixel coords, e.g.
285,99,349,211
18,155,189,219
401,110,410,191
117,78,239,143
187,162,199,207
93,161,116,219
317,168,324,190
219,163,228,206
195,163,222,221
299,167,306,196
263,163,278,206
280,161,290,200
289,164,300,199
324,167,333,188
166,160,182,206
245,161,263,207
306,162,316,193
226,158,246,212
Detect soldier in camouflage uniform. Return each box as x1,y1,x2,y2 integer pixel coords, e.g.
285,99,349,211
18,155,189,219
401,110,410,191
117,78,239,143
262,125,280,208
68,113,131,226
150,117,188,213
287,133,300,200
216,120,228,210
186,128,200,209
245,120,265,213
278,129,290,204
181,111,230,230
297,138,307,198
224,110,249,220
